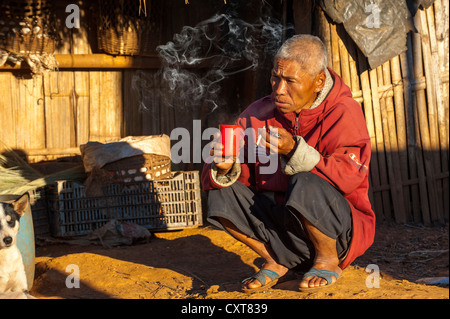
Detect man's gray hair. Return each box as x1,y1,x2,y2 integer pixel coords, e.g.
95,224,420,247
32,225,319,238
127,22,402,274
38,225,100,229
275,34,328,77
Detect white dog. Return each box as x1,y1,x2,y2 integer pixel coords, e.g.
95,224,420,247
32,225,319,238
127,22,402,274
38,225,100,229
0,194,35,299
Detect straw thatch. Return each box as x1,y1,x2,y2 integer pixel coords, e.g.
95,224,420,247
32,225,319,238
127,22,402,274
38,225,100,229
0,141,86,196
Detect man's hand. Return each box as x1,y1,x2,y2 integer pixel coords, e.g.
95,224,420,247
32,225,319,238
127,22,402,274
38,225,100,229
209,132,241,176
258,125,296,156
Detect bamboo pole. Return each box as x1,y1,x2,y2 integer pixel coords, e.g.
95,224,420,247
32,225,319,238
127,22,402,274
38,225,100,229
413,91,432,225
357,49,384,220
378,65,405,222
417,11,441,159
434,0,448,71
337,25,351,89
0,73,15,148
390,56,408,157
426,5,448,222
412,13,438,225
330,23,341,76
384,58,410,222
417,9,444,223
381,62,399,153
434,0,449,221
369,66,393,221
411,39,432,225
400,33,423,223
346,33,360,95
427,4,449,151
316,6,333,70
391,56,412,221
0,54,162,70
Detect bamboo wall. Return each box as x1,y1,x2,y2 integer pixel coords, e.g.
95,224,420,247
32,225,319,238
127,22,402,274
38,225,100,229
303,1,449,225
0,0,275,164
0,0,448,225
0,1,123,162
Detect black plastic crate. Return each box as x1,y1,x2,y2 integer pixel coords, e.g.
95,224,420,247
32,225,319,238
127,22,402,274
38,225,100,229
47,171,202,237
29,188,51,237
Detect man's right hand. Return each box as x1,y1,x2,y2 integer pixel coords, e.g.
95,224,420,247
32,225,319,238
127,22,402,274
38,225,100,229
209,132,237,176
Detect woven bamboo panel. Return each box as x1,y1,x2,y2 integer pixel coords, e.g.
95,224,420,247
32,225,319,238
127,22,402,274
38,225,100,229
311,2,449,225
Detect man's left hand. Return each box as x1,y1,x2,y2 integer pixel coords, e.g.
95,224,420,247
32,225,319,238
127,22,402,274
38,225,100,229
258,125,297,157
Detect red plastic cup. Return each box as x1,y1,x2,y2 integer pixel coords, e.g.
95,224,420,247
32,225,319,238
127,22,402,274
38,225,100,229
219,124,242,157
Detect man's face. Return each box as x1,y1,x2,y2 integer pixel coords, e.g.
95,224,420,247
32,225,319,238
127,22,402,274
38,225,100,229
270,58,325,114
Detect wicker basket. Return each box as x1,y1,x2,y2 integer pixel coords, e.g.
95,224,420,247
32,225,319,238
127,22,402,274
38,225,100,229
97,0,152,55
0,0,57,54
103,153,171,182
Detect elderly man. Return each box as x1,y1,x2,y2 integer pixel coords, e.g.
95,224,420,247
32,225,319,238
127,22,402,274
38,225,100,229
201,34,375,292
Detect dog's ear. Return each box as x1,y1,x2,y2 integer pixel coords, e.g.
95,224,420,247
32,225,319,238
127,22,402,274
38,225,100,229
13,193,29,217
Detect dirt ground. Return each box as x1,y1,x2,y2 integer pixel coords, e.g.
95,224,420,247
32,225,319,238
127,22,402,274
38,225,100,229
30,221,448,300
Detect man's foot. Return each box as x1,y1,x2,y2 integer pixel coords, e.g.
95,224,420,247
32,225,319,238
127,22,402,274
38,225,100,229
299,258,342,290
296,216,342,291
241,261,288,292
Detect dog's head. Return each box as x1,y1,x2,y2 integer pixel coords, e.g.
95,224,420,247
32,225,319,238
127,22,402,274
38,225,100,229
0,194,28,249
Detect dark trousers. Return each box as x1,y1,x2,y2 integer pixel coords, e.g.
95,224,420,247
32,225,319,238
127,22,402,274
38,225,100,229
206,172,352,270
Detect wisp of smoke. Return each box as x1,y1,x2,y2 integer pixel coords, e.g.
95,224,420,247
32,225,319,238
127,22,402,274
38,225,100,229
155,14,284,113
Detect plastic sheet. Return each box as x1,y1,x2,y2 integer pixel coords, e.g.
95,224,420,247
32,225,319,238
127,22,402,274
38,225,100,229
316,0,434,69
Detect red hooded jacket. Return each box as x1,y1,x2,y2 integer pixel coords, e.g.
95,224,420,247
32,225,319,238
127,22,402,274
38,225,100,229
202,68,375,269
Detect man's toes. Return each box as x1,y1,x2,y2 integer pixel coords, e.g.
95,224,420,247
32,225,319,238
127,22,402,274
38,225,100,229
247,279,261,289
243,278,262,289
313,277,328,287
300,275,333,288
308,276,321,287
299,277,311,289
312,275,336,287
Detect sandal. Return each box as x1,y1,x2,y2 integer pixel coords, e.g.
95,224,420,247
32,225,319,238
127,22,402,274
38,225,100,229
241,268,281,293
299,267,340,292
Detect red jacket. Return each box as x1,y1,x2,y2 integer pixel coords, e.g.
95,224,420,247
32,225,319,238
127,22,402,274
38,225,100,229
202,69,375,269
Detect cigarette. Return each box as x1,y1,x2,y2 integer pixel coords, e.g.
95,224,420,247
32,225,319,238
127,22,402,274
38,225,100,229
257,126,280,146
256,134,262,146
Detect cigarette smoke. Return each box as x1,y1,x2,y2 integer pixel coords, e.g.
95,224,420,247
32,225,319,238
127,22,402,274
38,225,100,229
154,14,284,113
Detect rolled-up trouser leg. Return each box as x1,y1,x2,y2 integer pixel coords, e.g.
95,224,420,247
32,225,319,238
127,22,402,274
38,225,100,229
206,181,310,268
284,172,352,263
206,172,352,270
